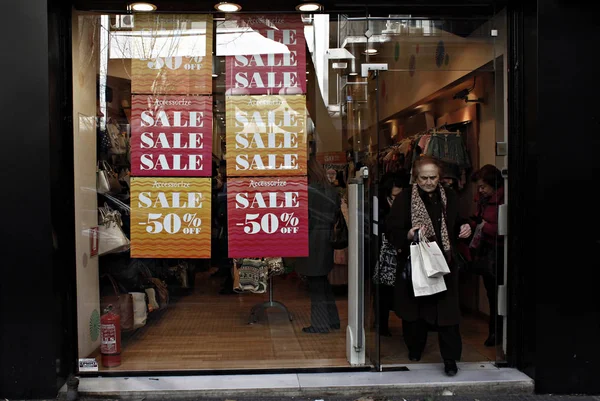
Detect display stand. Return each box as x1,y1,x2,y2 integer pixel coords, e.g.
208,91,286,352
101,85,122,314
248,276,293,324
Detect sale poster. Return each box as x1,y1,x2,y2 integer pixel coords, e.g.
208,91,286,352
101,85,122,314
224,15,306,95
130,95,212,177
130,177,211,258
131,14,213,95
225,95,307,177
227,177,308,258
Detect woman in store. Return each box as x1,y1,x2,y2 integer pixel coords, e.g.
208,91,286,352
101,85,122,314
386,155,472,376
374,173,409,337
295,158,341,334
469,164,505,347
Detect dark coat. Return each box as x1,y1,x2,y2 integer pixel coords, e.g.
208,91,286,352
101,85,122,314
294,183,339,277
385,185,465,327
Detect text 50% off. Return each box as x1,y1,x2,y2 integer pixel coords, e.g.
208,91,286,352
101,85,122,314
140,213,202,235
237,213,300,235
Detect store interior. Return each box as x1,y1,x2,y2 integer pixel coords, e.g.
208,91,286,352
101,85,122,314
72,10,506,372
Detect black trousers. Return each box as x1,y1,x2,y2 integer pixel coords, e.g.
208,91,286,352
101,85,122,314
376,284,395,331
482,271,503,337
307,275,340,329
402,319,462,361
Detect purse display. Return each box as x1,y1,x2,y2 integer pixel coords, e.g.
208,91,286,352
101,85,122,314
98,203,130,256
100,274,134,332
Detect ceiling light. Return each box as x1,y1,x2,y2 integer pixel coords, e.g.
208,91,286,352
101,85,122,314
295,2,322,12
349,72,358,76
129,2,156,11
215,2,242,12
363,48,378,55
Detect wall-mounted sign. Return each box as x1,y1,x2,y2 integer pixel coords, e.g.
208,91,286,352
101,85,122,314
224,15,306,95
225,95,307,177
130,14,213,95
130,95,212,177
227,177,308,258
130,177,211,258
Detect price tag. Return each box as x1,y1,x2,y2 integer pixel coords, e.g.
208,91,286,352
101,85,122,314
130,177,211,258
227,177,308,258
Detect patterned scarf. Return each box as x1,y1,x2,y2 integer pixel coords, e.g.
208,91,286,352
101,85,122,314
411,183,451,252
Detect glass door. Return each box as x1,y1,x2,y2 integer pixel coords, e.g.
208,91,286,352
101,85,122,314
362,13,506,369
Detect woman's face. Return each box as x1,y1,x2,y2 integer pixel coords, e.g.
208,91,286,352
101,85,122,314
477,179,494,197
416,163,440,193
327,170,337,183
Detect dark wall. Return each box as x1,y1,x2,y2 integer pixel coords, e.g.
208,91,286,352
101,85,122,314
0,0,73,399
510,0,600,394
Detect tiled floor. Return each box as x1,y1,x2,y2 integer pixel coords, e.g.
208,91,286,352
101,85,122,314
89,269,497,372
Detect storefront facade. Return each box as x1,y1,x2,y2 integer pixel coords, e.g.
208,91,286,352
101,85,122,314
1,0,599,399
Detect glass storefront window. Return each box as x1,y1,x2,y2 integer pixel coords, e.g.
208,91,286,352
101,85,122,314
71,6,507,374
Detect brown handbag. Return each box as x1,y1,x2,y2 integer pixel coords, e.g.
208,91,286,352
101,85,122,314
100,274,134,331
148,278,169,308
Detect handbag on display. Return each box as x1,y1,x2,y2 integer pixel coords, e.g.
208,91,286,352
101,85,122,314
98,203,130,256
107,122,128,155
97,160,122,194
97,164,111,194
100,274,134,332
129,292,148,329
373,234,397,286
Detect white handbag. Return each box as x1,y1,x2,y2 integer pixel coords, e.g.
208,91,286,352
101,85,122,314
97,165,111,194
410,235,447,297
98,204,130,256
129,292,147,329
418,232,451,278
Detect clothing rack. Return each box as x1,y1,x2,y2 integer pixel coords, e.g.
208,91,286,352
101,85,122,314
248,275,293,324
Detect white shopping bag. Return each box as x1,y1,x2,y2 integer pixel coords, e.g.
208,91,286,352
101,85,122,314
410,241,447,297
419,233,451,278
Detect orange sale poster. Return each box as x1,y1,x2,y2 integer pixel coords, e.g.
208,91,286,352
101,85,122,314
131,14,213,95
130,177,211,258
225,95,307,177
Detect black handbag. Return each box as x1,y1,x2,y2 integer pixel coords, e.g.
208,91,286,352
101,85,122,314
330,207,348,250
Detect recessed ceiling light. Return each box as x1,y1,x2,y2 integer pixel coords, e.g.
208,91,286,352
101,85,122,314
349,72,358,76
363,48,378,55
129,2,157,11
295,2,322,12
212,73,219,78
215,2,242,12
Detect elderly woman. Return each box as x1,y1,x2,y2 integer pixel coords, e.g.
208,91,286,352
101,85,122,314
386,156,471,376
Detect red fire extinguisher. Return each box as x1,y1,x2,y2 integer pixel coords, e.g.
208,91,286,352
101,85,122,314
100,305,121,368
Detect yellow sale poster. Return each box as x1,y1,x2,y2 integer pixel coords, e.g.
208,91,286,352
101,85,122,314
225,95,307,177
131,14,213,95
130,177,211,258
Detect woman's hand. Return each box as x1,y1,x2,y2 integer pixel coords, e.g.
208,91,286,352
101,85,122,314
407,226,422,240
458,224,472,239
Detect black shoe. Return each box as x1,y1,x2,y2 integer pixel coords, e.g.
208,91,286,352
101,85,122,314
302,326,329,334
484,333,496,347
330,323,341,330
408,351,421,361
444,359,458,376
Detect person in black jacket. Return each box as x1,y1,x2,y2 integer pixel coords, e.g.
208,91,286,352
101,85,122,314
386,155,471,376
295,158,341,334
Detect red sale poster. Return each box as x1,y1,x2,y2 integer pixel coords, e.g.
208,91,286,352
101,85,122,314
130,95,213,177
227,177,308,258
224,15,306,96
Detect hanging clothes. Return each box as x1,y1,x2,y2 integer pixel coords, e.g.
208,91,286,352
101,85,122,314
426,133,471,169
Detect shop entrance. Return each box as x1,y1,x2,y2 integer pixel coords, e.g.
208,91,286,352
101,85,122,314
355,13,509,369
71,5,508,375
